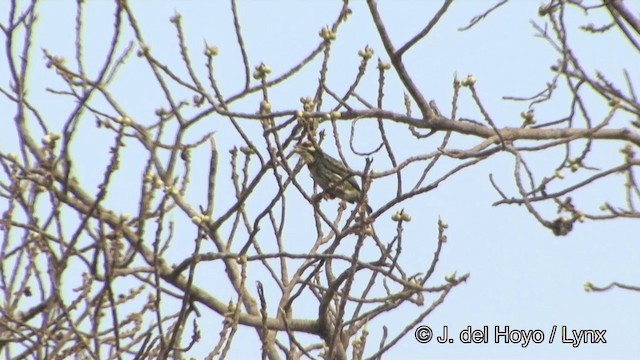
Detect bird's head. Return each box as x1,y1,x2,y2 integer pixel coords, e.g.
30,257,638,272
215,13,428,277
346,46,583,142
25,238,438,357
293,142,317,163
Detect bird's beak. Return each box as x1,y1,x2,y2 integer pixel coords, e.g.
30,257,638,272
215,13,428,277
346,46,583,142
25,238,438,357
287,146,302,159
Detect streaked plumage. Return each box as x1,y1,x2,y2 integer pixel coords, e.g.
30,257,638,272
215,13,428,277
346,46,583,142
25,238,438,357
294,142,372,214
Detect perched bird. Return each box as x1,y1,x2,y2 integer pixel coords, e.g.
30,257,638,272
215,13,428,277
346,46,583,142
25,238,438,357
293,142,372,214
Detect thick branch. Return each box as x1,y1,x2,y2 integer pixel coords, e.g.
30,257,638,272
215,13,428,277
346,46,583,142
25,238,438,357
339,109,640,146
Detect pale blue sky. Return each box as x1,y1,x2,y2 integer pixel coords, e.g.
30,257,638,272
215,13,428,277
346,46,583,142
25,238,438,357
2,1,638,359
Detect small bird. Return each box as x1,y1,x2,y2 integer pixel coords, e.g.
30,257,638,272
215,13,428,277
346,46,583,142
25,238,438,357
293,142,372,214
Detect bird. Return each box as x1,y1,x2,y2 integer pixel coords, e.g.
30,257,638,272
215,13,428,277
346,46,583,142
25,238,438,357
293,142,372,214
